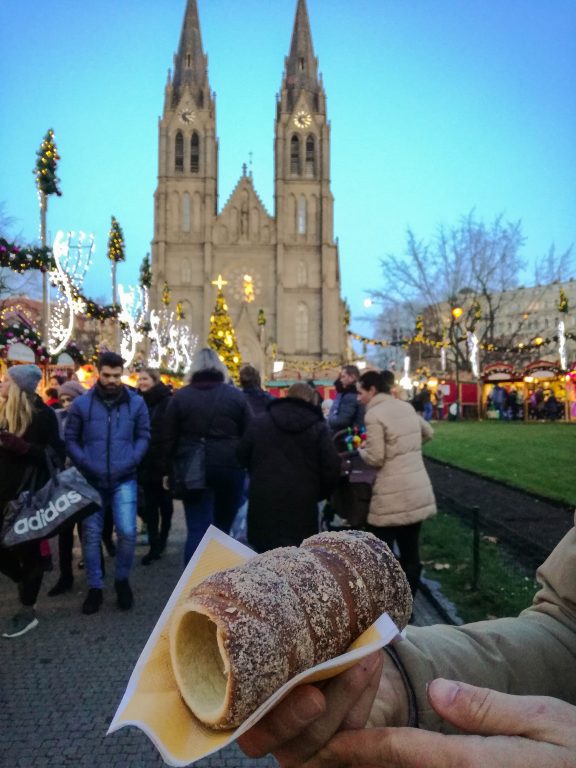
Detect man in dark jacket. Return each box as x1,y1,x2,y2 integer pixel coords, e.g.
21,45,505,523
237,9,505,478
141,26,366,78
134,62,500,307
65,352,150,615
327,365,365,433
238,382,341,552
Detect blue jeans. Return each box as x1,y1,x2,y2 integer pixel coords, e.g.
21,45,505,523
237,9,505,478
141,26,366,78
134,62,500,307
183,467,245,565
82,478,137,588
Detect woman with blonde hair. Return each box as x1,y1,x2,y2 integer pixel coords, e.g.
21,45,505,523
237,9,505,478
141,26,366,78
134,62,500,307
0,365,64,638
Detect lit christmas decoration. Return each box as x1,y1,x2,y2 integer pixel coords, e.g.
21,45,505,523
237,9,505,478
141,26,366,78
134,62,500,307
34,129,62,197
176,301,185,321
46,230,95,356
162,281,171,306
399,355,412,390
242,274,255,303
107,216,126,263
558,320,567,370
148,308,197,372
118,284,147,367
208,275,241,381
467,331,480,378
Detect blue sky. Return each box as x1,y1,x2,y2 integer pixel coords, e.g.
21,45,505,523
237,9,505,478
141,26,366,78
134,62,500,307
1,0,575,338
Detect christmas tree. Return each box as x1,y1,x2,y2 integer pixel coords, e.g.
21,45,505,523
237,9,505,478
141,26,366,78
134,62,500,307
208,276,241,382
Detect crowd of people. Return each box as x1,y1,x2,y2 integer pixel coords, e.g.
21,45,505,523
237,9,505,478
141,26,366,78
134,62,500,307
1,351,574,767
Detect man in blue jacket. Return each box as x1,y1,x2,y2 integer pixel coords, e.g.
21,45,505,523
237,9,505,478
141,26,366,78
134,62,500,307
65,352,150,614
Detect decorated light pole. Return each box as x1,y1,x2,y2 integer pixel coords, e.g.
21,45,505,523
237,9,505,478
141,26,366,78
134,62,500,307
107,216,126,349
451,306,463,418
34,129,62,343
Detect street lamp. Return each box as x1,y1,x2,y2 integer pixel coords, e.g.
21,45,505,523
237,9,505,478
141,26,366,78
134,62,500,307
452,306,463,418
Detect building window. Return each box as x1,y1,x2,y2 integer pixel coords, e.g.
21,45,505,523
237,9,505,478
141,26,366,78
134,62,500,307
297,196,307,235
297,260,307,286
298,57,305,71
175,132,184,172
190,132,200,173
305,135,316,177
186,53,191,67
182,192,190,232
295,302,309,351
290,135,301,175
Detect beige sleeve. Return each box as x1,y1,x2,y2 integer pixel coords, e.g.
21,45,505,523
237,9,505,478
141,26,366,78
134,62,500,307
419,416,434,444
385,516,576,733
358,413,386,468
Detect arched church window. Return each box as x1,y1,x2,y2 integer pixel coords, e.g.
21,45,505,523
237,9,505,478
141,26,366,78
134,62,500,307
190,132,200,173
175,132,184,172
305,135,316,178
297,196,307,235
295,302,309,351
297,260,308,286
290,135,301,175
182,192,191,232
298,57,305,72
186,53,191,67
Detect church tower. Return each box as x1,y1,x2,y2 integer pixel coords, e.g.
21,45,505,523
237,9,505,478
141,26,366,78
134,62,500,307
274,0,343,360
151,0,218,330
150,0,346,374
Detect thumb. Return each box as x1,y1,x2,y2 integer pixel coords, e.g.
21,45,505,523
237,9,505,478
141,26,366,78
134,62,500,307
427,678,560,739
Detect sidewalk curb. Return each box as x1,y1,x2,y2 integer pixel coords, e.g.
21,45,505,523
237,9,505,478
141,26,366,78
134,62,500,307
420,573,464,626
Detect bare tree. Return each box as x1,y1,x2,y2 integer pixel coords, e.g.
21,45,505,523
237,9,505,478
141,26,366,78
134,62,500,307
371,211,574,371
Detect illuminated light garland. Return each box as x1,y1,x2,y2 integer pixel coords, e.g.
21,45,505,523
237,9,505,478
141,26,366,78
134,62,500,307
148,308,197,372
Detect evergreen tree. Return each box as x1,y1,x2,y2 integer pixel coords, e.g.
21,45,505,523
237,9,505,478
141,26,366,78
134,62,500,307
208,284,241,382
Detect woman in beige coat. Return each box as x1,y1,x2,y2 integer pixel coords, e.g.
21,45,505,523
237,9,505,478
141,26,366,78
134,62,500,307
357,369,436,596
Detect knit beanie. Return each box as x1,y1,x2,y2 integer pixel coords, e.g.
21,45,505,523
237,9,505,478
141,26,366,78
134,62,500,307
58,380,86,400
7,364,42,394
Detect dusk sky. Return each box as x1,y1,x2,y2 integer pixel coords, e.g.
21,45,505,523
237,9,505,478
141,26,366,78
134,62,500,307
1,0,575,338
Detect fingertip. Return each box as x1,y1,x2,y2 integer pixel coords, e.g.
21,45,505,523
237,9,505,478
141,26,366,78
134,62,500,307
427,678,459,709
290,685,326,724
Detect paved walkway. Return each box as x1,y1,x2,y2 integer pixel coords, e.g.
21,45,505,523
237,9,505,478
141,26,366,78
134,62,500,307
0,509,445,768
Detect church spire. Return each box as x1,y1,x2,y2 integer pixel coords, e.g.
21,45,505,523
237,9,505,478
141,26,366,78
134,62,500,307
171,0,209,108
283,0,320,111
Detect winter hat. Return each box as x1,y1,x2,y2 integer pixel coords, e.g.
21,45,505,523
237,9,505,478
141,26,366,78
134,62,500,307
7,364,42,394
58,381,86,400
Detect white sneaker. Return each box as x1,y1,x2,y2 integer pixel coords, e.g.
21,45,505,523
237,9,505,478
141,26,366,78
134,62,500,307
2,609,39,638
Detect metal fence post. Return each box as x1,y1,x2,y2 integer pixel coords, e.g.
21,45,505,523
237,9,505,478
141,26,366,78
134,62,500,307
472,505,480,590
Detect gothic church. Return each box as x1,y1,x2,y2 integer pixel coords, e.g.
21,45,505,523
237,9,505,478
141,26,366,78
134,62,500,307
151,0,347,374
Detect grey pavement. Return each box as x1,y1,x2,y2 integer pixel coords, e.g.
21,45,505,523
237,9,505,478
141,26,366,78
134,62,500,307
1,509,445,768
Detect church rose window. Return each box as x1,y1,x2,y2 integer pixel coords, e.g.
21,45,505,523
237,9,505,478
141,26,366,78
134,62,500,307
175,132,184,172
191,132,200,173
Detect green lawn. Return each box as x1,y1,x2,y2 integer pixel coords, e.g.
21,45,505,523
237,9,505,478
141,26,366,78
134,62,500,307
423,421,576,506
421,510,539,623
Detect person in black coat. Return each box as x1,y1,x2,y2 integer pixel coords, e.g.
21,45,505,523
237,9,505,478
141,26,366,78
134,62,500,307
137,369,173,564
163,348,251,565
0,365,65,638
237,382,341,553
239,364,274,416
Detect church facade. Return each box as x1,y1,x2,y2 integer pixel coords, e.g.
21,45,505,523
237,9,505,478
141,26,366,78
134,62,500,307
150,0,347,375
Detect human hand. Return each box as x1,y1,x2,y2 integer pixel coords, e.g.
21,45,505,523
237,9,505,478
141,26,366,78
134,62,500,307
0,431,30,455
302,678,576,767
238,650,409,767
